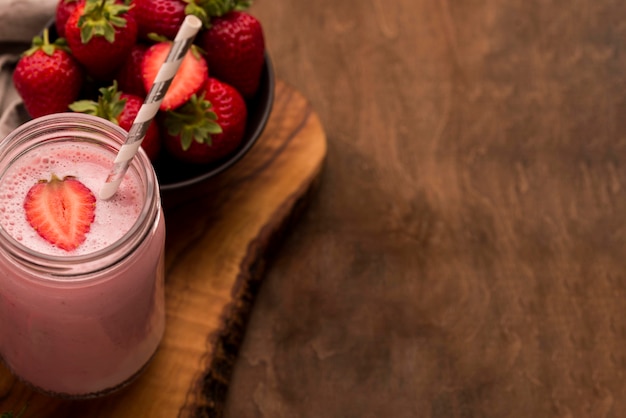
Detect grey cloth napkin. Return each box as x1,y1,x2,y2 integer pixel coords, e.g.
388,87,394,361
0,0,57,139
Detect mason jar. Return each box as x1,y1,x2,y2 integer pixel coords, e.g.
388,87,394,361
0,113,166,397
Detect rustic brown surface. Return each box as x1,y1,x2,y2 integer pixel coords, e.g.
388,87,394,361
221,0,626,417
4,0,626,416
0,79,327,417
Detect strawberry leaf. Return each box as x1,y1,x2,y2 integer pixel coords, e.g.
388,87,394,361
165,94,222,150
69,81,127,123
23,29,71,57
191,0,251,26
40,43,56,56
68,99,100,114
79,22,96,43
78,0,132,43
234,0,252,10
147,33,170,43
196,0,231,17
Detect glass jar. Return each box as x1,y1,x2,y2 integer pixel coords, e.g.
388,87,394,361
0,113,166,398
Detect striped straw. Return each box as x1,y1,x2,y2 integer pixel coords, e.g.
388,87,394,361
99,14,203,200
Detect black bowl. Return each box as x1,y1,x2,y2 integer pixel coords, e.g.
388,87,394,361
155,54,274,191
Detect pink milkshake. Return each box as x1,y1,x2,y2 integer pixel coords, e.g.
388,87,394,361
0,114,165,397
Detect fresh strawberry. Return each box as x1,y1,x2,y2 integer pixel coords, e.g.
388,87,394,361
115,43,149,97
134,0,223,39
163,77,247,164
12,29,84,118
198,10,265,98
134,0,188,40
64,0,138,80
142,41,208,111
69,82,161,161
55,0,85,38
24,174,96,252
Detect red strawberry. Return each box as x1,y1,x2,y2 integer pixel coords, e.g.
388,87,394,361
142,42,208,111
163,77,247,164
198,11,265,98
134,0,188,40
24,174,96,252
115,43,149,97
55,0,85,38
65,0,138,80
134,0,242,39
12,29,84,118
69,82,161,161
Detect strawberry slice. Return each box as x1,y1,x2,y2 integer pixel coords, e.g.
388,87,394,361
24,175,96,252
142,42,209,111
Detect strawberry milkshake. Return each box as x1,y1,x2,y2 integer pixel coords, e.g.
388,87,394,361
0,114,165,397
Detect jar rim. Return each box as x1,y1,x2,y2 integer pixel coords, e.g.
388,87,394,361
0,113,161,280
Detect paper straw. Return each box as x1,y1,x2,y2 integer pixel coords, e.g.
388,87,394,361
99,14,202,200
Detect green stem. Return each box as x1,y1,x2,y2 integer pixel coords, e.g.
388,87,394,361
42,28,50,45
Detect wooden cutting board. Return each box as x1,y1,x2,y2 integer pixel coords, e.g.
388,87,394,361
0,79,327,418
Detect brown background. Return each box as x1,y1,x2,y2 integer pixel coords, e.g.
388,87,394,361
224,0,626,417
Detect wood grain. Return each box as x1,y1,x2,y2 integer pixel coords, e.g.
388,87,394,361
219,1,626,417
0,79,327,417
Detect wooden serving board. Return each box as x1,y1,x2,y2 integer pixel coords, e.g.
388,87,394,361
0,80,327,418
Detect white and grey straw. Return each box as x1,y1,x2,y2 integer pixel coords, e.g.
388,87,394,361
99,14,203,200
